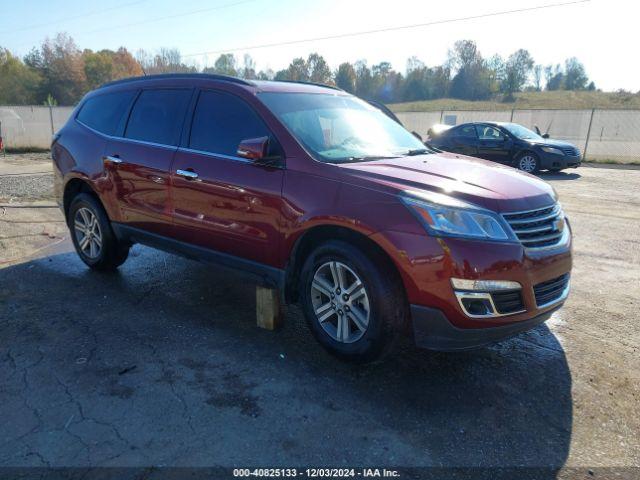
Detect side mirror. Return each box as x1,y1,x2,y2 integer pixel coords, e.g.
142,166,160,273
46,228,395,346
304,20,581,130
237,136,269,161
542,133,550,139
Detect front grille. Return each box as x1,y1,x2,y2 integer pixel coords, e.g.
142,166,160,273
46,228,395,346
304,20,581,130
492,290,525,314
560,146,581,156
534,273,570,307
503,203,565,249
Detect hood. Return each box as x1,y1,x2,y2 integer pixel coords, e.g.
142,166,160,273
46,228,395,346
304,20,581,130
527,138,576,148
336,152,556,213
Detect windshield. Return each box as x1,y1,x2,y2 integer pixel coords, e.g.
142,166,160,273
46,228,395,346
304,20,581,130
502,123,542,140
258,92,426,163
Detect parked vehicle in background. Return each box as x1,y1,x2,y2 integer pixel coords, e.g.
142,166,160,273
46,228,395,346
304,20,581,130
52,74,572,362
427,121,582,173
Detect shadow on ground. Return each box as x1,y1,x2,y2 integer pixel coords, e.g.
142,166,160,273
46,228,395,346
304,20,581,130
0,246,573,474
539,171,581,181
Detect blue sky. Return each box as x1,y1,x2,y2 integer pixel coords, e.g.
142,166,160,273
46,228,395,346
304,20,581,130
0,0,636,91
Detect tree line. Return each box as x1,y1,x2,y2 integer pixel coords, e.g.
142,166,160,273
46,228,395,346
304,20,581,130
0,33,595,106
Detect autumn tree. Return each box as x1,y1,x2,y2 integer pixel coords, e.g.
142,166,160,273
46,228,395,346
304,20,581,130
24,33,86,105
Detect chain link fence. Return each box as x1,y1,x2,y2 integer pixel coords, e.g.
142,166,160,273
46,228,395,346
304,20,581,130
397,109,640,163
1,105,639,163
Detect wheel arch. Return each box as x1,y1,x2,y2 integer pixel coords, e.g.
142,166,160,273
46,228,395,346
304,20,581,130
62,177,101,222
284,224,407,310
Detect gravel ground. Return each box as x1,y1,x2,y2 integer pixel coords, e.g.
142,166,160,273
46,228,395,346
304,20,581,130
0,174,54,201
0,156,638,477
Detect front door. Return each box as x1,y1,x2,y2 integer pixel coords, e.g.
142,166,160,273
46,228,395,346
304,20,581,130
106,88,192,237
170,89,284,267
475,125,512,163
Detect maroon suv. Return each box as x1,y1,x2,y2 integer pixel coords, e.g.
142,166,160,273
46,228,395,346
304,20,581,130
52,74,572,361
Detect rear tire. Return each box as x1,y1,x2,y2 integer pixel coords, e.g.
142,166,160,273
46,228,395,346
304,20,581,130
68,193,129,271
515,152,540,174
299,240,405,363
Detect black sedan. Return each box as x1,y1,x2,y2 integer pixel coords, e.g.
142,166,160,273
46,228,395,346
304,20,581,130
427,122,582,173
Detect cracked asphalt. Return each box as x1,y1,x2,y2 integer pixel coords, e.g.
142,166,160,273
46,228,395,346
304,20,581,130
0,154,639,477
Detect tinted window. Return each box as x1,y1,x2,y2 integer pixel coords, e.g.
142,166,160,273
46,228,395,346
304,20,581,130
125,89,191,146
190,90,271,156
454,125,477,138
77,90,136,135
477,125,505,140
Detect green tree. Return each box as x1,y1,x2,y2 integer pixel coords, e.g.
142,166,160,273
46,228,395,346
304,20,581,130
335,62,356,93
307,53,332,84
285,57,309,81
501,49,534,100
239,54,257,79
0,48,41,104
207,53,237,76
545,64,564,90
447,40,492,100
83,50,114,90
354,60,374,98
564,57,589,90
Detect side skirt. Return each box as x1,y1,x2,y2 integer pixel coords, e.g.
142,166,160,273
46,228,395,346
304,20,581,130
112,223,285,292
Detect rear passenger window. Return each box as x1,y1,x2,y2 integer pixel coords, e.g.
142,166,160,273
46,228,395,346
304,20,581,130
125,89,191,146
190,90,271,157
455,125,478,138
77,90,136,136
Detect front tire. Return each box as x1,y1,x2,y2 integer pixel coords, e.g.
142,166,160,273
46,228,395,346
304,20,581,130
515,152,540,174
299,240,405,363
68,193,129,271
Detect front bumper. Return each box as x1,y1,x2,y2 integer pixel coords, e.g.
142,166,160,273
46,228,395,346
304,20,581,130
539,152,582,170
411,303,561,351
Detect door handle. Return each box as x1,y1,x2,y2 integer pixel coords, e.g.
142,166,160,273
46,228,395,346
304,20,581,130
103,155,123,164
176,169,199,180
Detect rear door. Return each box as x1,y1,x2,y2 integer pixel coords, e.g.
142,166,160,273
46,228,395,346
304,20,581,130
475,124,512,163
170,89,285,267
105,88,192,237
449,125,479,156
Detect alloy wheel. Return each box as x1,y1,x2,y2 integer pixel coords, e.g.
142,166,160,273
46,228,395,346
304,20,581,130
74,207,102,259
310,261,370,343
518,155,538,172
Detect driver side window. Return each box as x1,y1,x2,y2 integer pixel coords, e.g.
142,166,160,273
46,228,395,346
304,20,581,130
477,125,505,141
189,90,276,158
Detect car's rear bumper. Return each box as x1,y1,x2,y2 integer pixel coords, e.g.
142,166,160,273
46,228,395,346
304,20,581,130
410,303,561,351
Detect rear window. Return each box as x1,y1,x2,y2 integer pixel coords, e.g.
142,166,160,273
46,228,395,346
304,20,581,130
76,90,136,136
189,90,271,157
125,89,191,146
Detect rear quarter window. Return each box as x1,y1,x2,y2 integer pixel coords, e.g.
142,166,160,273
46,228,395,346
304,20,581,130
125,89,192,146
76,90,136,136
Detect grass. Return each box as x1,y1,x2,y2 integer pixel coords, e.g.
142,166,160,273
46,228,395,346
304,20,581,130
389,90,640,112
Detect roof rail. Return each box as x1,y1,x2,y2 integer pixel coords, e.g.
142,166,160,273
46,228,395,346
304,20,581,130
100,73,255,89
271,79,343,91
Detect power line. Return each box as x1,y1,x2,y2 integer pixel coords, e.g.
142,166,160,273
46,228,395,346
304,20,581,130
79,0,258,35
182,0,590,58
0,0,147,35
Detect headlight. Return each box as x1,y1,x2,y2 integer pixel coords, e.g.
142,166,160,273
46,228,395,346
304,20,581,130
541,146,564,155
401,191,517,242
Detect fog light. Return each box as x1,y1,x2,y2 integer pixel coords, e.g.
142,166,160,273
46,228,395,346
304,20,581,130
451,278,521,291
461,297,494,316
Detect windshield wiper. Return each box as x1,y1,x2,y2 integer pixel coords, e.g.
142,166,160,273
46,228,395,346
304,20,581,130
340,155,400,163
403,148,434,156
